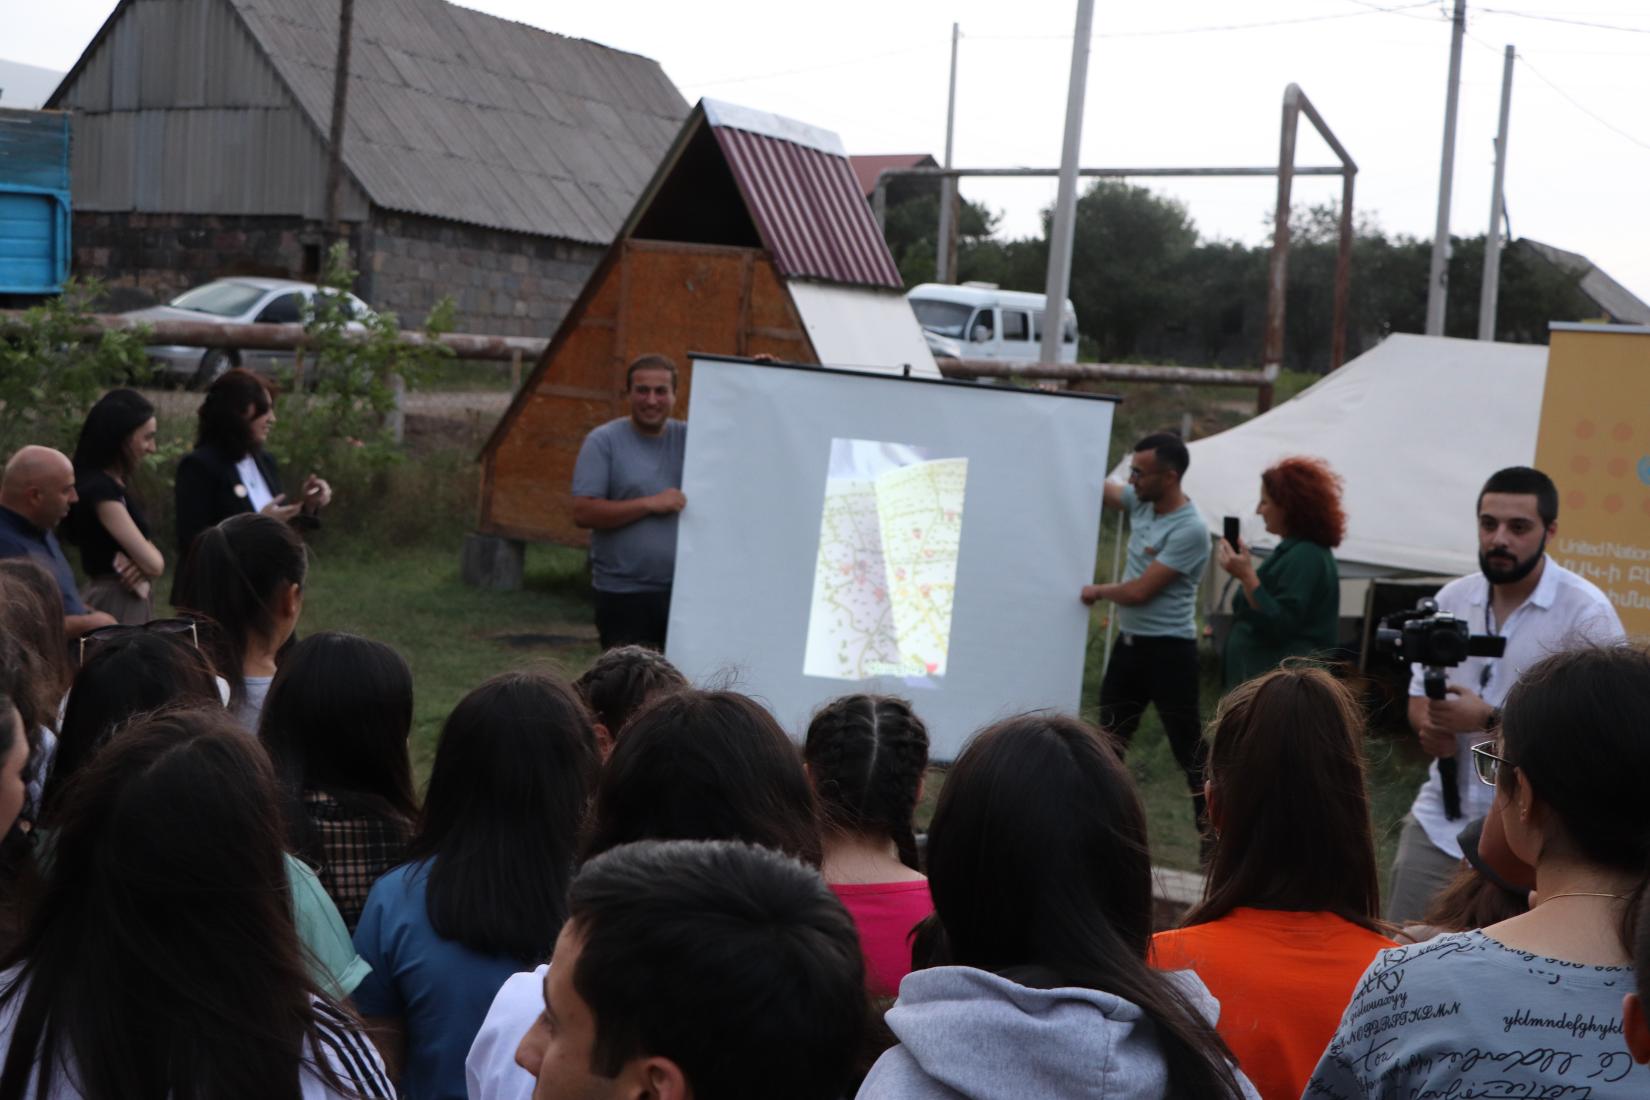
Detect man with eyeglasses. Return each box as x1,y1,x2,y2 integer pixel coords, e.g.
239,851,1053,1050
1080,432,1211,831
1385,466,1624,924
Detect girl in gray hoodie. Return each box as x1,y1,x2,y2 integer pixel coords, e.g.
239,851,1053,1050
857,714,1259,1100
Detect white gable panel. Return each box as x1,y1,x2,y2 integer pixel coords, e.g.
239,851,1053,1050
787,281,942,379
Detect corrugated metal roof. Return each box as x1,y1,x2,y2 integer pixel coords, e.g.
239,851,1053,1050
849,154,937,198
707,112,902,290
225,0,687,243
1520,238,1650,325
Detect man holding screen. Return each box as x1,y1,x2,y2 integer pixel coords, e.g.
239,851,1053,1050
1081,432,1210,829
572,355,687,651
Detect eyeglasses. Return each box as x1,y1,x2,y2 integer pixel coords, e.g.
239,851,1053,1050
77,618,199,665
1127,466,1155,481
1469,740,1509,787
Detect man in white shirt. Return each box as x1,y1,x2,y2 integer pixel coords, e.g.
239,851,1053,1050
1385,466,1625,923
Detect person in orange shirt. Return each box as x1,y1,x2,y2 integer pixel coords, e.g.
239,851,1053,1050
1151,665,1395,1100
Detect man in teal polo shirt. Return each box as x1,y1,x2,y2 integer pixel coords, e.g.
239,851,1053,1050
1081,432,1210,829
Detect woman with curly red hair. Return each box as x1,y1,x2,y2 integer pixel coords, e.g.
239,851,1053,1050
1216,456,1345,688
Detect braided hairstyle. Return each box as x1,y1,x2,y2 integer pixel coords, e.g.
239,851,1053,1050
803,695,929,871
574,646,689,737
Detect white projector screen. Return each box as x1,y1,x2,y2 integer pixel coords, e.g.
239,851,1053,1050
666,356,1116,761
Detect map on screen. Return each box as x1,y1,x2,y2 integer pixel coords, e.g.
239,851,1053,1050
803,439,969,682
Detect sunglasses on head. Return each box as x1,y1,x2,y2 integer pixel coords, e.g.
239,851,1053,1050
77,618,199,666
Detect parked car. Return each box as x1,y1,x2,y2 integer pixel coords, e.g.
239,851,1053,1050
125,277,372,389
907,282,1080,366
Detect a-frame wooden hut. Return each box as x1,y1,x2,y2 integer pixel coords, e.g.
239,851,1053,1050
473,99,937,560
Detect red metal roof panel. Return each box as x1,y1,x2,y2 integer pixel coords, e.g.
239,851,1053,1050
711,123,903,289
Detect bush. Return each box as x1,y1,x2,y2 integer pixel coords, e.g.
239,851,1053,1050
0,281,151,459
267,244,456,533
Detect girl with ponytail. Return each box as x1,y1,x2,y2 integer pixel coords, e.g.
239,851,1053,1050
172,513,307,730
804,695,932,999
1152,665,1393,1100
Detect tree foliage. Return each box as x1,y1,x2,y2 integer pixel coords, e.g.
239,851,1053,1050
881,181,1601,371
268,243,456,520
0,281,152,460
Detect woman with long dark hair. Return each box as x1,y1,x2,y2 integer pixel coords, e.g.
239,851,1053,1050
1308,645,1650,1098
0,708,392,1100
259,632,418,931
173,369,331,561
1151,666,1394,1100
350,672,600,1100
859,713,1255,1100
467,687,824,1100
804,694,932,999
1215,456,1346,689
171,512,307,729
65,388,163,623
43,631,370,1003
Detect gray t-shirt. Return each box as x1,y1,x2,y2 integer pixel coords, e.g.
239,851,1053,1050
1115,485,1209,639
570,417,687,593
1306,929,1649,1098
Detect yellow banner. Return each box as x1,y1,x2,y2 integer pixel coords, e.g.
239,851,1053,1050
1533,327,1650,638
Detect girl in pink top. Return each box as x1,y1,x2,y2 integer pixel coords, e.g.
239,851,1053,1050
804,695,933,1000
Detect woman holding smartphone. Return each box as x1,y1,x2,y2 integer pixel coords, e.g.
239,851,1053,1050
1216,456,1344,689
173,369,332,564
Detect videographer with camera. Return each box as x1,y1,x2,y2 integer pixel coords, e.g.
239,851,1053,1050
1385,467,1624,924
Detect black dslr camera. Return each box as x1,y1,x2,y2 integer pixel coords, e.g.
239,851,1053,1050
1374,598,1507,820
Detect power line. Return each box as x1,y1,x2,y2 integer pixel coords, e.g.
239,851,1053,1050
967,1,1439,42
1514,52,1650,153
1477,7,1650,33
682,44,939,89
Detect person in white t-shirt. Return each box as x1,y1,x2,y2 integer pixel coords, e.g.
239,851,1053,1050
1385,466,1624,923
0,707,391,1100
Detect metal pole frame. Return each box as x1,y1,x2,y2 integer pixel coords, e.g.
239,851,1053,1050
869,87,1359,413
1265,84,1359,411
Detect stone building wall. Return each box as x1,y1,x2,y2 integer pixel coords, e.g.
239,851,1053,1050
361,212,603,337
69,209,603,337
70,211,322,311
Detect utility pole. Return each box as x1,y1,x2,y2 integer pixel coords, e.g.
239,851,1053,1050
324,0,356,242
1426,0,1467,335
935,23,961,283
1040,0,1094,366
1478,44,1515,342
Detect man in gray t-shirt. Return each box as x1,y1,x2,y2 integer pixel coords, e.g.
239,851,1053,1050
571,355,687,651
1080,432,1211,831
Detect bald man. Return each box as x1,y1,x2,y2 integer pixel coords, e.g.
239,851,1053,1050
0,446,116,638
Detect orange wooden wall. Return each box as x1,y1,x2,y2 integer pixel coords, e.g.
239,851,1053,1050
480,240,816,546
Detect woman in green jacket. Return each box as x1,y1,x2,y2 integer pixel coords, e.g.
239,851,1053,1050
1216,456,1345,689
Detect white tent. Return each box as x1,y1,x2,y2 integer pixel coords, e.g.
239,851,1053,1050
1162,334,1549,576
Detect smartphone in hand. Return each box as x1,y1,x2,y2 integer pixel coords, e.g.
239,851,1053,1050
1223,516,1241,551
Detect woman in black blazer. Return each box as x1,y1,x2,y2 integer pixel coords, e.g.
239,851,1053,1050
174,369,332,563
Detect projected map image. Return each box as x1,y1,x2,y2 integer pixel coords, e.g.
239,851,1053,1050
803,439,969,682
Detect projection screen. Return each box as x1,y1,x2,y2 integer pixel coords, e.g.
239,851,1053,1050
666,355,1117,761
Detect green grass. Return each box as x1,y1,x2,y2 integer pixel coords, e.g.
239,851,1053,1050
295,536,601,779
134,361,1420,879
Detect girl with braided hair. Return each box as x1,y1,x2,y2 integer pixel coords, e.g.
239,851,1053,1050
803,694,932,999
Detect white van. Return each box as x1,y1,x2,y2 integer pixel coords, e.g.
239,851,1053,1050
906,283,1080,365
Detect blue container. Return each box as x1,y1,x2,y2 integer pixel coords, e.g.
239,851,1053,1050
0,109,71,296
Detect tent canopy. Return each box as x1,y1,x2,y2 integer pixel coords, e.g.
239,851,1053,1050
1131,334,1549,576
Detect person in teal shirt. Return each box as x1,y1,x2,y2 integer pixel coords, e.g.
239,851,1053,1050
1216,456,1345,689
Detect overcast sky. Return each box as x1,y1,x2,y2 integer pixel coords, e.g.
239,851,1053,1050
10,0,1650,309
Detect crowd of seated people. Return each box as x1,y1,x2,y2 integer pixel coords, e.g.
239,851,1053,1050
1,403,1647,1100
